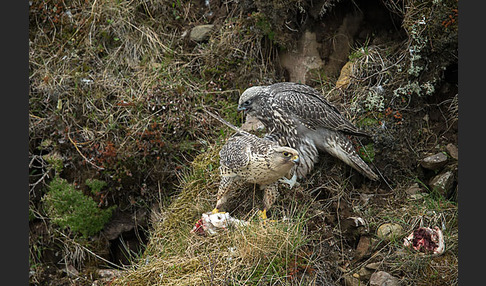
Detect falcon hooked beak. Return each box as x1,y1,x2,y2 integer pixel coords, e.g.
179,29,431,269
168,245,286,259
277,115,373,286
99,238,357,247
237,105,248,112
237,99,252,112
291,155,300,164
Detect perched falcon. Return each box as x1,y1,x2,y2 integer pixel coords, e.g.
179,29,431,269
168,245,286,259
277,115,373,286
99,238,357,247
213,131,300,219
237,82,379,181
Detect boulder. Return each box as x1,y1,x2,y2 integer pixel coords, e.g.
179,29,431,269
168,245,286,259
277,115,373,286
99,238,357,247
189,25,214,42
377,223,403,241
102,209,147,240
420,152,448,170
343,273,362,286
241,114,265,132
404,183,422,196
369,271,400,286
445,143,458,160
365,262,381,270
279,30,324,83
358,266,373,280
429,171,455,197
355,235,371,260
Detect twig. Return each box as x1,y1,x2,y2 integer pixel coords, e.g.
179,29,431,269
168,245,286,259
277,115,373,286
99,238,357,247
202,106,245,134
29,168,51,189
67,131,104,170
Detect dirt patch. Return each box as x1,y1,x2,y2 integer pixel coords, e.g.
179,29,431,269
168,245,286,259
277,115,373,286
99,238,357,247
278,0,406,85
280,30,324,83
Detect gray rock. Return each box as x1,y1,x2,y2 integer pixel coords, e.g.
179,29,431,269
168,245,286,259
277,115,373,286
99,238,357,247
409,193,428,200
189,25,214,42
445,143,458,160
429,170,455,197
365,262,381,270
358,266,373,280
369,271,400,286
63,265,79,278
355,235,371,260
376,223,403,241
279,31,324,83
343,273,361,286
241,114,265,132
405,183,429,200
420,152,448,170
98,269,122,279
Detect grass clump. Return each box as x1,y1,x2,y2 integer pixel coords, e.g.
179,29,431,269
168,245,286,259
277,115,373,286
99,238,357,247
113,212,314,285
111,142,317,285
42,177,116,237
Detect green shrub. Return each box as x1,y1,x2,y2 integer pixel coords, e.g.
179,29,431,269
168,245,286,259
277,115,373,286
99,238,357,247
85,178,107,195
42,177,115,237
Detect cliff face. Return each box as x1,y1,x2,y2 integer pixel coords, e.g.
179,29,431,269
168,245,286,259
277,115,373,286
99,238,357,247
29,0,457,285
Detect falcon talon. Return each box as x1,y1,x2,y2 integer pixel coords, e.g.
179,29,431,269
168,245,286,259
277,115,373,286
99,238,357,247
258,209,268,220
278,172,298,189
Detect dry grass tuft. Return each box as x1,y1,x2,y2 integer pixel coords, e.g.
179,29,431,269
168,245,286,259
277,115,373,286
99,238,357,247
151,144,221,238
112,143,317,285
114,216,314,285
106,136,334,285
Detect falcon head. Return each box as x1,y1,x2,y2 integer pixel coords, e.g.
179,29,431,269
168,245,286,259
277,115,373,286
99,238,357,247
238,86,267,114
268,146,300,176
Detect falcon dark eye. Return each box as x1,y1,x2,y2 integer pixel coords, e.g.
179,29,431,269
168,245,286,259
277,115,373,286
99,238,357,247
283,152,291,157
244,100,252,106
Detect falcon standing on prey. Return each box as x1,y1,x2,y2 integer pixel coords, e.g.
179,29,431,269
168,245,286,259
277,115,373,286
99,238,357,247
237,82,379,181
206,111,300,219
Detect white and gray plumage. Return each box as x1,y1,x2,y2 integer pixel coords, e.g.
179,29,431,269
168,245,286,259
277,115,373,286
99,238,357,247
204,109,300,218
237,82,379,181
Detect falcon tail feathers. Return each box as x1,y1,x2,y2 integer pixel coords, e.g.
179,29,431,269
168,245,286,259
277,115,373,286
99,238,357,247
349,155,379,181
324,140,379,181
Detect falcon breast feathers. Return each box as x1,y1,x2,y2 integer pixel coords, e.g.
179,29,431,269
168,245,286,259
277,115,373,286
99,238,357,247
205,109,300,218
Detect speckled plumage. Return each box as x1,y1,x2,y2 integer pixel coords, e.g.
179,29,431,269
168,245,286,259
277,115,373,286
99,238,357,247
215,132,299,213
238,82,379,180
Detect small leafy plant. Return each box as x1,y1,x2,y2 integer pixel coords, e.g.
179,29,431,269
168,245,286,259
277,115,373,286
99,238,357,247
42,177,116,237
85,178,107,195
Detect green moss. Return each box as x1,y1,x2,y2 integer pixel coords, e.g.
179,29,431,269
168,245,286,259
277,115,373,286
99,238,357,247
358,143,375,163
85,178,107,195
357,117,380,128
43,177,116,237
38,139,55,150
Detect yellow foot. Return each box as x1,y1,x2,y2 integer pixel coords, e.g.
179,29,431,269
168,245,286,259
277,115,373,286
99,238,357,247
258,209,268,220
211,208,219,214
